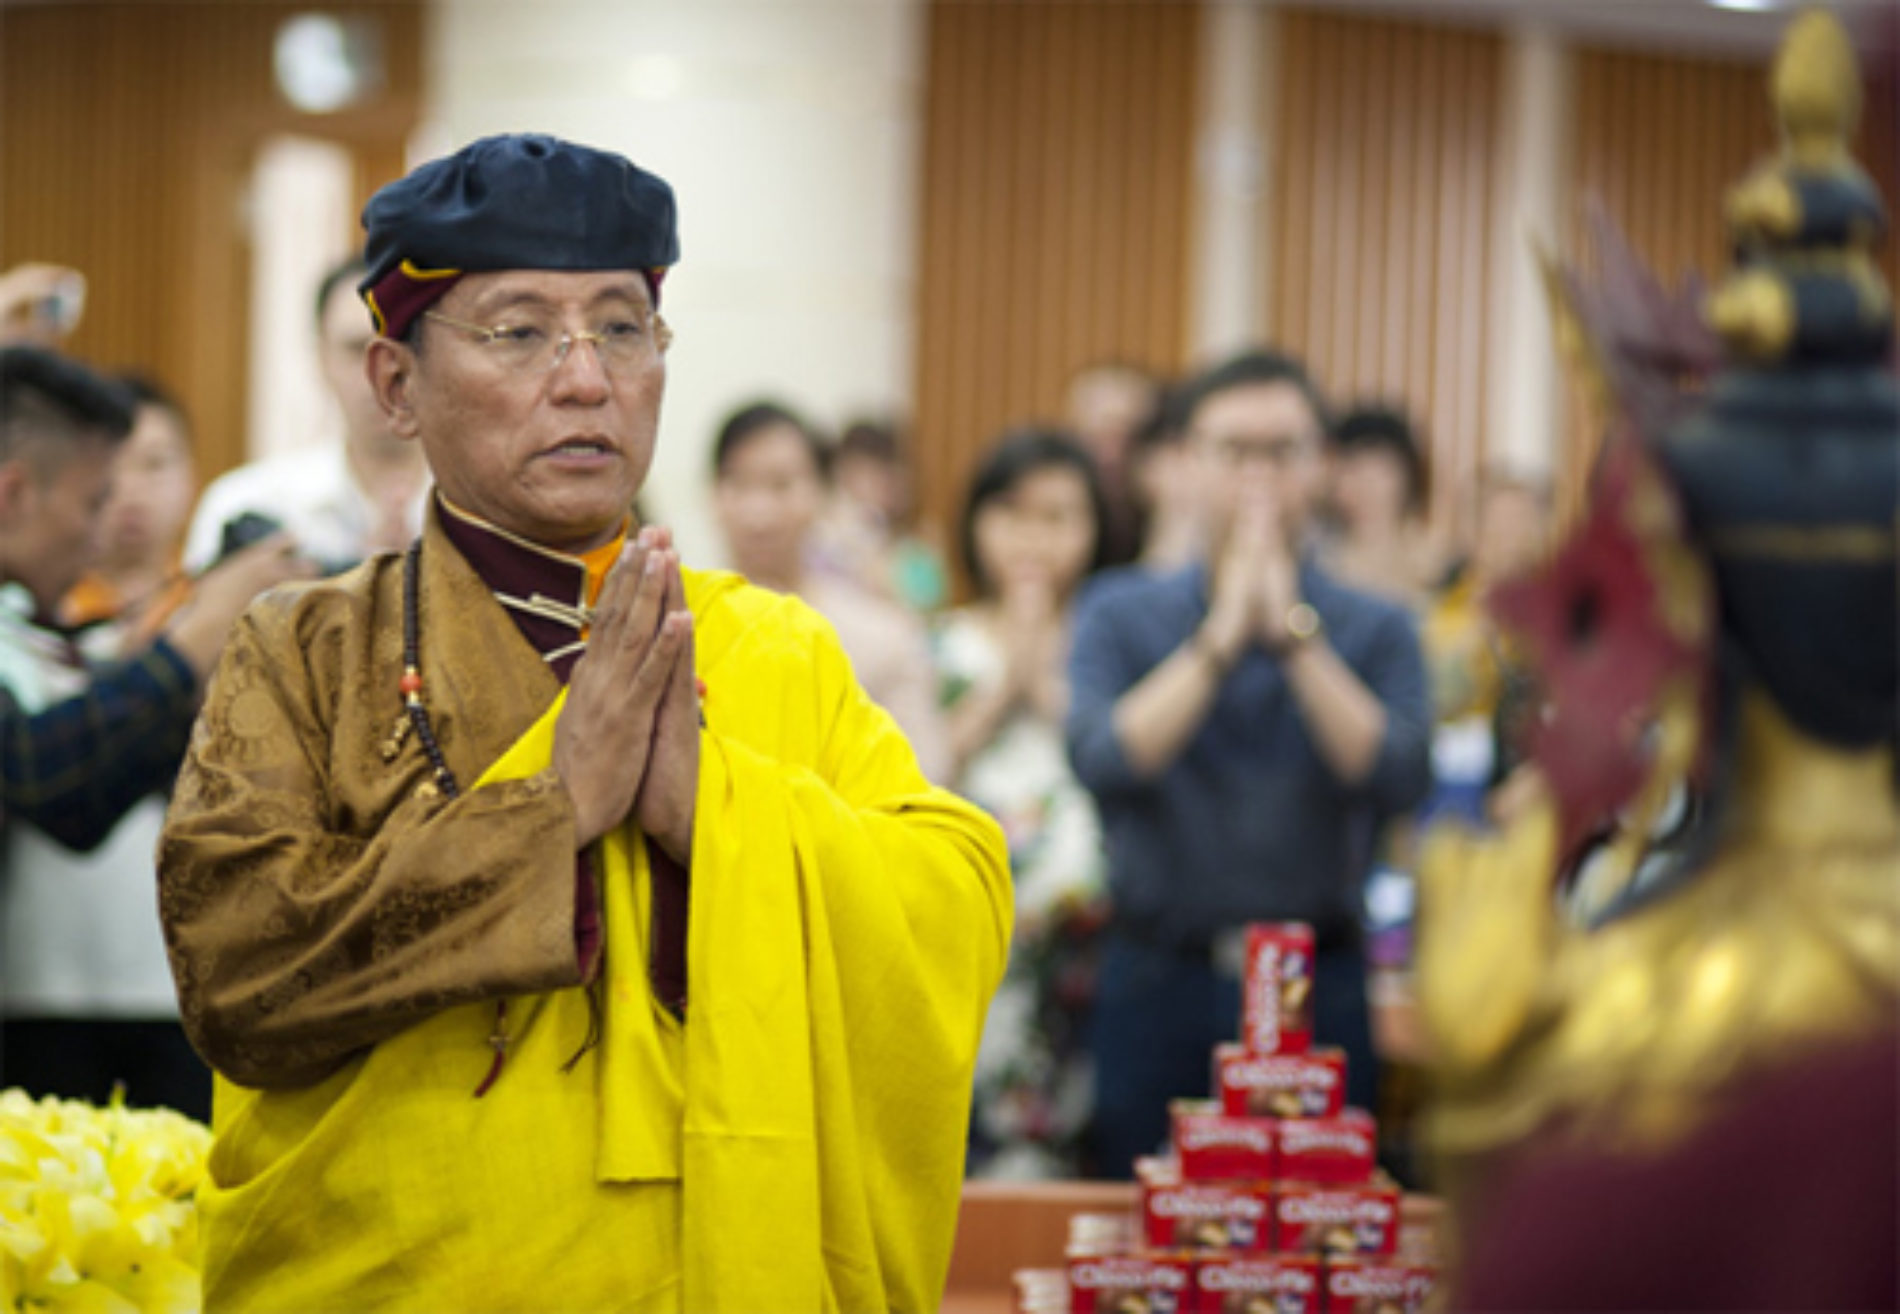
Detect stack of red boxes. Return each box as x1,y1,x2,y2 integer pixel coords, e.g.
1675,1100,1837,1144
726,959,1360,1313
1055,922,1440,1313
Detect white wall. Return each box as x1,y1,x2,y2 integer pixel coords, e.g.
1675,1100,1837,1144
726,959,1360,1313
421,0,925,567
247,135,357,461
1484,21,1568,486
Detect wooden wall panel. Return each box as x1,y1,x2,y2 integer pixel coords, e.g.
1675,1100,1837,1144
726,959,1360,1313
1569,50,1769,306
1561,44,1900,503
1268,10,1502,538
1,2,421,480
914,0,1200,555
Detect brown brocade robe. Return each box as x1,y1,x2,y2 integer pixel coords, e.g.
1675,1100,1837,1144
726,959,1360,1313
156,507,610,1087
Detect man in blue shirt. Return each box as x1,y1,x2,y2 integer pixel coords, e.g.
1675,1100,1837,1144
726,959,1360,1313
1067,349,1432,1176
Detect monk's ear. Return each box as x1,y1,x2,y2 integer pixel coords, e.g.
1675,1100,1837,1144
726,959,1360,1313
367,336,421,441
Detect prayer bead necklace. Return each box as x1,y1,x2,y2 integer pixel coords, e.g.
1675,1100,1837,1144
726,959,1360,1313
402,542,461,801
403,540,512,1097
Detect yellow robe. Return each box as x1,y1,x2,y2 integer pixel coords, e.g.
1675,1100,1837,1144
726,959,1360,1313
158,520,1011,1313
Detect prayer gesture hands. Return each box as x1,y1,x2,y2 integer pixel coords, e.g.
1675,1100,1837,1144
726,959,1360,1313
1249,494,1304,652
999,577,1067,720
1199,492,1303,667
554,527,698,858
635,532,700,863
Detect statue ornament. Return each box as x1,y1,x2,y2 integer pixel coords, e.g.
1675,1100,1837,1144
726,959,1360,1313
1417,3,1898,1187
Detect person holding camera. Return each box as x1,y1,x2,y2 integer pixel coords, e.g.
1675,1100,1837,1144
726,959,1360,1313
0,347,312,1118
180,255,430,575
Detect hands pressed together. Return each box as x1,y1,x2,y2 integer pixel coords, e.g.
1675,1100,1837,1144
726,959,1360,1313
1198,491,1306,669
552,525,699,862
997,578,1069,721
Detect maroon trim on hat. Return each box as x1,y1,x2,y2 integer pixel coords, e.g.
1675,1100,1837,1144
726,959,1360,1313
364,261,668,338
363,261,465,339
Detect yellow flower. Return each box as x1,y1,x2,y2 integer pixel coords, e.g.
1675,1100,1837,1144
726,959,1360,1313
0,1090,208,1313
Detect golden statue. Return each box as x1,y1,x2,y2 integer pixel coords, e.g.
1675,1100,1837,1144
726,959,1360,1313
1417,8,1898,1302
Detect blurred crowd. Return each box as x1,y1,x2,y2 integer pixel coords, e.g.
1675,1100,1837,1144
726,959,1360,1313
0,255,1551,1179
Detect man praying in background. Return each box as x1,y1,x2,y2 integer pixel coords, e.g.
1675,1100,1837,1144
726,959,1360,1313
158,134,1010,1314
1067,349,1432,1177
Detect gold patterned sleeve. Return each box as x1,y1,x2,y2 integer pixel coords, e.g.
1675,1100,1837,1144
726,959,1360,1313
157,595,589,1090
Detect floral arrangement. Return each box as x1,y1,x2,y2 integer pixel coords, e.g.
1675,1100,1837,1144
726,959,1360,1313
0,1088,208,1313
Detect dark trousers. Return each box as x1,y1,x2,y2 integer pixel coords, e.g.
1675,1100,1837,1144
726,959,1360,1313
1087,933,1377,1179
2,1017,212,1124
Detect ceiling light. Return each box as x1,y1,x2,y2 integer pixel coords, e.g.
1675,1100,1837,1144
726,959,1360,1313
274,14,384,115
1707,0,1782,12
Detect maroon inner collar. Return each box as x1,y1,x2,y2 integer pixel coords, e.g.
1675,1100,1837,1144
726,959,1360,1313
435,498,597,679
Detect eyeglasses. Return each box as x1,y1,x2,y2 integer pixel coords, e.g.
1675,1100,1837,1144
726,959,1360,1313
1198,431,1315,468
422,308,673,374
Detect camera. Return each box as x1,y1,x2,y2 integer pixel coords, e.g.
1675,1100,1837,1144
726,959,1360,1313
216,512,286,562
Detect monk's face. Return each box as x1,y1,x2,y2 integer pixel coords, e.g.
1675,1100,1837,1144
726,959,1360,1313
377,269,665,552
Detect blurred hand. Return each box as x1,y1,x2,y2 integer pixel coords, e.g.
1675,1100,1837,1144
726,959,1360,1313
0,263,86,346
553,531,689,849
164,534,316,681
999,576,1057,683
1199,496,1269,667
1251,493,1303,650
632,529,699,863
1002,578,1074,721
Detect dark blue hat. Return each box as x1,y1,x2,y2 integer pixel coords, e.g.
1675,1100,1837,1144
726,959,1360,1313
358,133,679,337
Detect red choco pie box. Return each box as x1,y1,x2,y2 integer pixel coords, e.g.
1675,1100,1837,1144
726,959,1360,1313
1272,1181,1400,1257
1242,923,1315,1054
1214,1043,1347,1118
1276,1109,1377,1184
1067,1253,1195,1314
1171,1101,1276,1181
1189,1254,1322,1313
1135,1155,1180,1222
1320,1259,1439,1313
1142,1180,1275,1251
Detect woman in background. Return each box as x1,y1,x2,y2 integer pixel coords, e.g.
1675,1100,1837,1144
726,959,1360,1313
1322,404,1442,608
936,429,1109,1178
819,419,949,613
711,399,950,780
